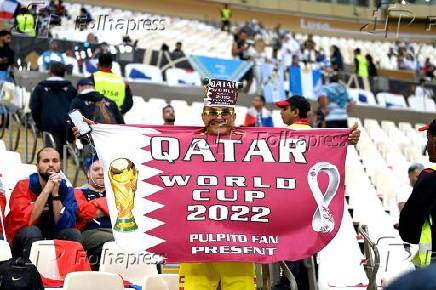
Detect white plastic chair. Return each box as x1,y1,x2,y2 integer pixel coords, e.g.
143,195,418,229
408,96,436,112
99,241,158,286
348,88,377,105
143,274,179,290
376,93,407,109
64,271,124,290
29,240,61,280
0,241,12,262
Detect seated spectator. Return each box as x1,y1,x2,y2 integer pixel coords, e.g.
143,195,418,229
70,78,124,124
75,157,113,270
30,62,76,154
244,95,273,127
5,147,81,259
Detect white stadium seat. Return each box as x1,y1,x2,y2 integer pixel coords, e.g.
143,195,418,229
63,271,124,290
143,274,179,290
0,241,12,262
29,240,62,280
99,241,159,286
347,88,377,106
376,93,407,109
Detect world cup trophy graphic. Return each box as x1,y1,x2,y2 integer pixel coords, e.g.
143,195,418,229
108,158,139,232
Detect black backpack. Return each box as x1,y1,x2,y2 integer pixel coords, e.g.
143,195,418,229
0,258,44,290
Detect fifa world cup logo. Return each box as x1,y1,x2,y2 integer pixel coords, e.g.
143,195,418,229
108,158,139,232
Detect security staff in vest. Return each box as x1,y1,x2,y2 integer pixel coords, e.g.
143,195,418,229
220,3,232,32
15,7,36,37
400,118,436,268
92,53,133,114
352,48,369,91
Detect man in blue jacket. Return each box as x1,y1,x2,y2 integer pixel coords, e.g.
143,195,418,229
5,147,81,259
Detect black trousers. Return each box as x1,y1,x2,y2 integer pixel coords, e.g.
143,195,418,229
81,228,114,271
43,131,67,157
11,225,82,259
273,260,309,290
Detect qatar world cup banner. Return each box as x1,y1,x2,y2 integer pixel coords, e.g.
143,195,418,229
91,124,348,264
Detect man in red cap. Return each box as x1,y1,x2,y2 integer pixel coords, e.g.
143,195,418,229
400,119,436,268
275,95,360,144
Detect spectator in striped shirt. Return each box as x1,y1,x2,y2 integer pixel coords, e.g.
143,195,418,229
319,74,355,128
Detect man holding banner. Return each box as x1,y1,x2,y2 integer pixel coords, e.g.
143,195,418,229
178,79,257,290
74,78,361,290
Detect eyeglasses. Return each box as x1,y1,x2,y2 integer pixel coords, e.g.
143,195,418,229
203,109,234,118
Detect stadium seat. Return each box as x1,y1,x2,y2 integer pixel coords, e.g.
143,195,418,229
347,88,377,106
376,93,407,109
408,96,436,112
63,271,124,290
99,241,158,285
0,151,21,170
29,240,62,280
125,64,164,84
143,274,179,290
0,241,12,262
165,68,201,87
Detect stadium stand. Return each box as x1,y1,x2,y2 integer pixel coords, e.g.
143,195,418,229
1,78,432,288
0,0,436,289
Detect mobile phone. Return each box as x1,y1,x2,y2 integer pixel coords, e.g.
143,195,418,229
68,109,91,135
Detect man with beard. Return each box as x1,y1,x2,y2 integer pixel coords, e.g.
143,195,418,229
5,147,81,258
162,104,175,125
75,156,113,270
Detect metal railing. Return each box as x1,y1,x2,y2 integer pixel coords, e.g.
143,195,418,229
359,225,380,290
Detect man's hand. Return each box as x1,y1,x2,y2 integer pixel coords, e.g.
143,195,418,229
71,117,95,139
49,173,62,195
348,122,360,145
43,176,56,194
